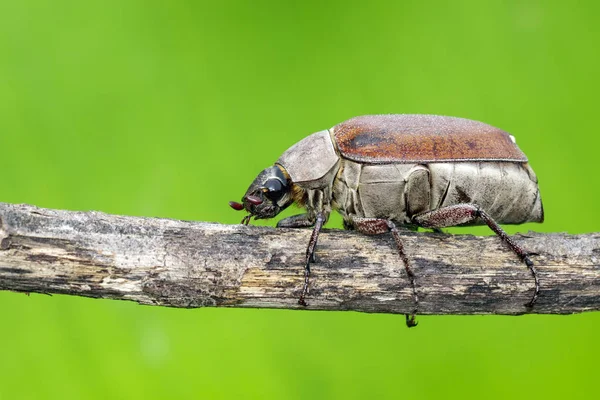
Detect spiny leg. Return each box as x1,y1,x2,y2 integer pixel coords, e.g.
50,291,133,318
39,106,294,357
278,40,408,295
413,203,539,308
478,211,538,307
297,212,324,306
350,217,419,328
387,221,419,327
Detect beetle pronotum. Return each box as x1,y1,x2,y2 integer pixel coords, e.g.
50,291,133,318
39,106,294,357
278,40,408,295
230,114,543,326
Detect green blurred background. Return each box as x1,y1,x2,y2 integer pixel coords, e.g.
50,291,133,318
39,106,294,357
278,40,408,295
1,1,599,399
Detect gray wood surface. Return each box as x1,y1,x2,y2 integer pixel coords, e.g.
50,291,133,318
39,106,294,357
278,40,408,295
0,202,598,315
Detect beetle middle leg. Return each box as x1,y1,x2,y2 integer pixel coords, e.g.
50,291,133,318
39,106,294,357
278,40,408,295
412,203,539,308
349,217,419,328
277,214,318,265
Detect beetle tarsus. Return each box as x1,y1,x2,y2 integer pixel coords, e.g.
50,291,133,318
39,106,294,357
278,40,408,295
299,213,324,306
414,203,540,309
348,217,420,327
524,256,539,308
298,262,311,306
478,208,540,308
387,220,420,327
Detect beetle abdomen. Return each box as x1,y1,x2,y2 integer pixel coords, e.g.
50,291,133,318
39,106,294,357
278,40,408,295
333,161,427,224
333,114,527,164
332,160,543,226
428,162,543,224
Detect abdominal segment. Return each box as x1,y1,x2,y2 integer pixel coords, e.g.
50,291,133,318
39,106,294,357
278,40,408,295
332,160,542,226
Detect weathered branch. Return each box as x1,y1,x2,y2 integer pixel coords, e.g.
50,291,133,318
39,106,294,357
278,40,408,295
0,202,598,315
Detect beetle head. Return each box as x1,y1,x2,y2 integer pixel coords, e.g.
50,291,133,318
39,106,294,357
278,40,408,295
229,165,293,224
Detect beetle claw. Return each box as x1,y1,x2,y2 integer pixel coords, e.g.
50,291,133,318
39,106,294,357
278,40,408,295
405,314,418,328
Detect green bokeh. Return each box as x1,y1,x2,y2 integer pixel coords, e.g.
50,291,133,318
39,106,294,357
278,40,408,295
1,1,598,399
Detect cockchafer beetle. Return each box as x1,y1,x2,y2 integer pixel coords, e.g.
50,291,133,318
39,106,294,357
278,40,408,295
230,114,543,327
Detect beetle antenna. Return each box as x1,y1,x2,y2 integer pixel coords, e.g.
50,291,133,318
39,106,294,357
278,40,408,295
229,201,244,211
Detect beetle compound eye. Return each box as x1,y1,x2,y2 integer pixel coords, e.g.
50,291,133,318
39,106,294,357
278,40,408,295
264,178,284,202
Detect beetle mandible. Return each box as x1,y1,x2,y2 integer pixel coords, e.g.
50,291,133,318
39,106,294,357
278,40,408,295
229,114,543,326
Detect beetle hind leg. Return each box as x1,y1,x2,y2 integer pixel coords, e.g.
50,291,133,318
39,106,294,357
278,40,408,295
412,203,539,308
349,217,419,328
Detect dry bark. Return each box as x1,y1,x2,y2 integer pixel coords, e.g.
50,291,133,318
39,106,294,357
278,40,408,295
0,202,598,315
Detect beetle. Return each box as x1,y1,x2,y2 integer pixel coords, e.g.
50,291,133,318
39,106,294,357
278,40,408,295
229,114,543,326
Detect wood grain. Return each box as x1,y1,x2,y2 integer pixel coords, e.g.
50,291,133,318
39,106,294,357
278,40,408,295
0,202,598,315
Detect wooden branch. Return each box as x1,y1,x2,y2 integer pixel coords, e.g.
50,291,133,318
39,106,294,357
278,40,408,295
0,202,598,315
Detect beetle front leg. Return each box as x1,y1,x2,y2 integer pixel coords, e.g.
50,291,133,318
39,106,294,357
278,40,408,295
412,204,539,308
276,214,315,228
349,217,419,328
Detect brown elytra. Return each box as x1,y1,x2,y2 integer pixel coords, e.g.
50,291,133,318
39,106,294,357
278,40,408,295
333,114,527,163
